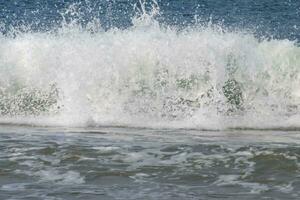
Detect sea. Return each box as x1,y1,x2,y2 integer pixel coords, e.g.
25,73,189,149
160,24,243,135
1,0,300,199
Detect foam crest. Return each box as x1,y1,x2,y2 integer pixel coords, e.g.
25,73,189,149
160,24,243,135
0,3,300,129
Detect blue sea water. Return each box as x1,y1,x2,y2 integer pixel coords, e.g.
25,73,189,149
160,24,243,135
1,0,300,199
1,0,300,39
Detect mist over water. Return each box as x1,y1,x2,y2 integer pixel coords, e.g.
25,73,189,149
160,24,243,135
0,0,300,129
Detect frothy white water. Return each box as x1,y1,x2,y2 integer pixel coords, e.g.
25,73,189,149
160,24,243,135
1,14,300,129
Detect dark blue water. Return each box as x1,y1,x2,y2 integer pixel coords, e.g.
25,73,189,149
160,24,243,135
1,0,300,40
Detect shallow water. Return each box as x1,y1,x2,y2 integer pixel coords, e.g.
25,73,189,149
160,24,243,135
1,126,300,200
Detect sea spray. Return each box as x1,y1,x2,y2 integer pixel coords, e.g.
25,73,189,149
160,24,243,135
0,2,300,129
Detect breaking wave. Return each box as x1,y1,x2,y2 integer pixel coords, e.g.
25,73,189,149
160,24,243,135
1,2,300,130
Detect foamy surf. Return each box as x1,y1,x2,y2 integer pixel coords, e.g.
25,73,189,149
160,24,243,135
2,1,300,200
1,2,300,130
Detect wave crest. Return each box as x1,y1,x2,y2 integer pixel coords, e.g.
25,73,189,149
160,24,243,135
0,3,300,129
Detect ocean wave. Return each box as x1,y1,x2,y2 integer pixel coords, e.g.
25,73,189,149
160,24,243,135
0,3,300,130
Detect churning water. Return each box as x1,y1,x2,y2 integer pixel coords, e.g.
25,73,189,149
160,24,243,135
1,0,300,199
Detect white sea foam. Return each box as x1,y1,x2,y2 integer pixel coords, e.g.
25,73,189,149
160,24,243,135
92,146,120,153
214,175,269,194
1,3,300,130
35,170,85,184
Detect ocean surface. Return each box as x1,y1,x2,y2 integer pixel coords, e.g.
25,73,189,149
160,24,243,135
1,0,300,199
